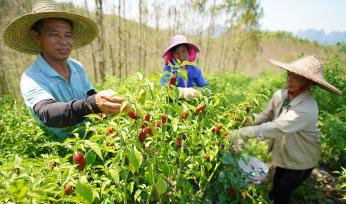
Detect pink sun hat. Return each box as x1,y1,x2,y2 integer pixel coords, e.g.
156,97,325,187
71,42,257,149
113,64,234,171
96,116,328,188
163,34,200,64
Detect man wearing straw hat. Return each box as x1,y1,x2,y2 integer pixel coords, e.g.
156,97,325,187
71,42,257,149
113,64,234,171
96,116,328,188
228,56,342,204
2,1,126,138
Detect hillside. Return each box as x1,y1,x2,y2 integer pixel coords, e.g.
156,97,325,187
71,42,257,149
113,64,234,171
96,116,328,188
236,32,337,76
0,1,339,98
296,29,346,45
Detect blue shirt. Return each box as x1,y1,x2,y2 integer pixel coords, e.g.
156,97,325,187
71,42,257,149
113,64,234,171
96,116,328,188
20,54,94,138
160,64,208,88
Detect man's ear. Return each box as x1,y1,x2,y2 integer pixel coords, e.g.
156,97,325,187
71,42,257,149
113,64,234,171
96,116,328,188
31,30,40,44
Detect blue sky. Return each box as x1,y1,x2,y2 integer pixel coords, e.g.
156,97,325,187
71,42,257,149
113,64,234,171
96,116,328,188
57,0,346,33
260,0,346,33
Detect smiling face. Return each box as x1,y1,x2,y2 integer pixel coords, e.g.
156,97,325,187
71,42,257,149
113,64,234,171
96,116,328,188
172,44,189,63
32,18,73,63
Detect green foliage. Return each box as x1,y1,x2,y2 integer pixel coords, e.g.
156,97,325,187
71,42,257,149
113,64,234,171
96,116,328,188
333,168,346,200
312,44,346,171
0,63,344,202
0,97,51,158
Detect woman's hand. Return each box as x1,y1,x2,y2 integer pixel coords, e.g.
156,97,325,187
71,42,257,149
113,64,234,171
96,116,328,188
177,87,201,100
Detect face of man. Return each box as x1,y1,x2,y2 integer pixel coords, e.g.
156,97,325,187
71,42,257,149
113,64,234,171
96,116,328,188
32,18,73,63
286,71,312,94
172,45,189,63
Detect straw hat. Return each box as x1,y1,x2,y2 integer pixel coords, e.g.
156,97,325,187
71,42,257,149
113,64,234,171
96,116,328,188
163,34,199,63
269,56,342,95
2,1,98,54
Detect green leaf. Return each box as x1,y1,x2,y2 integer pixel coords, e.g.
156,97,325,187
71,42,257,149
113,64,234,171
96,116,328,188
129,146,143,173
85,151,96,166
76,181,93,204
222,152,234,165
162,163,170,177
85,114,102,120
120,100,129,112
101,180,111,194
9,181,28,200
134,189,142,202
162,71,171,75
109,168,119,184
84,141,103,160
180,70,188,81
145,164,155,185
137,88,147,104
154,177,168,196
62,167,73,186
172,118,179,131
127,181,135,194
137,72,144,81
181,60,195,67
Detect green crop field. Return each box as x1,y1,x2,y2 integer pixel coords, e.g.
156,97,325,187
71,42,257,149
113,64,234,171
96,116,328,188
0,50,345,203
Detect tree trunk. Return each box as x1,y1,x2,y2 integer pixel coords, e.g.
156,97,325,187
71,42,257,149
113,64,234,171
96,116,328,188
0,0,9,95
173,6,178,32
122,0,128,77
143,0,148,71
203,0,217,73
154,1,161,57
95,0,106,81
84,0,98,81
220,19,236,72
109,44,116,76
138,0,143,70
0,46,9,96
117,0,122,77
168,8,173,38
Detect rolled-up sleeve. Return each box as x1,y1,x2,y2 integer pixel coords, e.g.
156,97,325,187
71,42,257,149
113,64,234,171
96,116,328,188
20,73,54,110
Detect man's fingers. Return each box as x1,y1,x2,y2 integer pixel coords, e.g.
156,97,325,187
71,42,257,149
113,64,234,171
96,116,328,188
101,101,122,114
101,95,126,103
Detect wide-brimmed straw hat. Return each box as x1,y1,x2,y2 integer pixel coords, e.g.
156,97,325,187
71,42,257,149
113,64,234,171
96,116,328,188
2,1,98,54
163,34,199,63
269,55,342,95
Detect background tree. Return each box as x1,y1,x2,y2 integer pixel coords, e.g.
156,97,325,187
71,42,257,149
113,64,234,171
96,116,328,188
0,0,333,99
95,0,106,81
203,0,217,72
228,0,263,72
84,0,98,81
191,0,207,65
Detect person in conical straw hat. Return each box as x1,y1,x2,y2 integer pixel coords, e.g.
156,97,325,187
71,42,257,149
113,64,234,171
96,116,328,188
160,34,207,100
2,1,128,139
228,55,342,204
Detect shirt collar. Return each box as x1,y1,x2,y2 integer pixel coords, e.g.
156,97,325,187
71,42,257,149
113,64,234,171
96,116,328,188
286,89,313,107
36,53,75,78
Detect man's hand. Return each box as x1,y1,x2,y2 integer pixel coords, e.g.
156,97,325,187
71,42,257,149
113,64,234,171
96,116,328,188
178,87,201,100
95,90,127,115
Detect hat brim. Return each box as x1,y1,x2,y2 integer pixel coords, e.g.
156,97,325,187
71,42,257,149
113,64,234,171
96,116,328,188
268,59,342,95
3,12,98,54
162,42,199,58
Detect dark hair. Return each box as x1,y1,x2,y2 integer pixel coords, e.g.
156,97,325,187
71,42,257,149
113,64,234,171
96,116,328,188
31,20,44,32
170,44,189,53
31,18,73,33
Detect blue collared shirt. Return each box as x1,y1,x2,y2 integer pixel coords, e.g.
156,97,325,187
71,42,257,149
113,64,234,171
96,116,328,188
160,63,208,88
20,54,94,138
